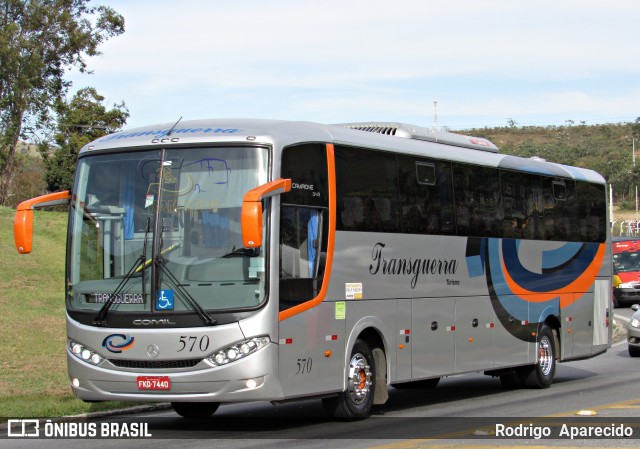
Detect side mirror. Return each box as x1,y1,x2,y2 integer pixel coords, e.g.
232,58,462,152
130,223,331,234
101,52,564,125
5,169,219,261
241,179,291,248
14,191,70,254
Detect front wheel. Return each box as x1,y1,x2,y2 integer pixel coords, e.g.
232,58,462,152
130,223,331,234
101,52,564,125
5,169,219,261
629,345,640,357
520,325,556,389
171,402,220,418
323,339,375,420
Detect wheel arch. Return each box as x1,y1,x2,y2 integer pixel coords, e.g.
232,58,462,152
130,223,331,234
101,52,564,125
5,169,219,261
542,314,561,361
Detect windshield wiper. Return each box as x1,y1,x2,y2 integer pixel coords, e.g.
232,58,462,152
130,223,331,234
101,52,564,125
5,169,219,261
93,218,151,326
221,246,260,258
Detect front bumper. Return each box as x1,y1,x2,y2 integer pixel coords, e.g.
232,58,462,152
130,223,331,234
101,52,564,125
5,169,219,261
628,323,640,349
614,287,640,305
67,343,283,402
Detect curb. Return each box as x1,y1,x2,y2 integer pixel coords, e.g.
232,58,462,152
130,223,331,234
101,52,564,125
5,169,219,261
0,403,172,432
63,402,173,420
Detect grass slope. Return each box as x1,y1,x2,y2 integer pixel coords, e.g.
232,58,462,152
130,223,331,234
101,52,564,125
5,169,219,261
0,207,144,418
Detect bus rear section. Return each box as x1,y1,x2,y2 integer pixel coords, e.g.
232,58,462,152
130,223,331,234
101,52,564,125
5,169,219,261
612,237,640,307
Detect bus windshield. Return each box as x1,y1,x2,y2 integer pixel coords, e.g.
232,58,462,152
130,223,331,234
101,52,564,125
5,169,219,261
67,146,269,317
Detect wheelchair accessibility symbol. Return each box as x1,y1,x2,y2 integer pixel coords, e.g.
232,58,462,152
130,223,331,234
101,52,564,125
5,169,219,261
156,290,174,310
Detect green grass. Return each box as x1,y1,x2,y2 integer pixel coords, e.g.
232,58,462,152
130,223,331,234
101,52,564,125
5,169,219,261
0,206,148,418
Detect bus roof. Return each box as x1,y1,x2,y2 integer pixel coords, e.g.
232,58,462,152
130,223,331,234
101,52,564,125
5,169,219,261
80,118,605,184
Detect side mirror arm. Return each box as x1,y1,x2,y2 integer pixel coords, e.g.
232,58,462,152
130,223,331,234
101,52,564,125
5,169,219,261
14,191,71,254
241,179,291,248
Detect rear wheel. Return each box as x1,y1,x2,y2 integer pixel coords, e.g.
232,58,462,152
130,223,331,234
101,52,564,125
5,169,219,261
171,402,220,418
520,325,556,389
323,339,375,420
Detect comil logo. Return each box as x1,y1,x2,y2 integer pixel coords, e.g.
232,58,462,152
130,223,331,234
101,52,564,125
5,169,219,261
102,334,135,353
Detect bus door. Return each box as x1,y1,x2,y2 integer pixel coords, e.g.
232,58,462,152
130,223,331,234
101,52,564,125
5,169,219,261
277,143,342,397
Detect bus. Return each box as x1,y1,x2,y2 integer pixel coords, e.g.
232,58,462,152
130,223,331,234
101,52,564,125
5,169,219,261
14,119,612,420
612,236,640,307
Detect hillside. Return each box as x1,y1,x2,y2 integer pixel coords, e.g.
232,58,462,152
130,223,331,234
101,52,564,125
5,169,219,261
0,207,142,416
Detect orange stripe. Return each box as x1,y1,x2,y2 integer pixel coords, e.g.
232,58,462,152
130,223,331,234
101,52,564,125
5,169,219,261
502,243,606,309
279,143,336,321
120,340,135,351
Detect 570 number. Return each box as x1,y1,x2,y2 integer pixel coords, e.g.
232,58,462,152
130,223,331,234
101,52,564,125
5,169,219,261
296,357,312,374
177,335,210,352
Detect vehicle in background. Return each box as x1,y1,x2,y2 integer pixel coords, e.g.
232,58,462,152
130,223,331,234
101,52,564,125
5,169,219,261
612,237,640,307
627,304,640,356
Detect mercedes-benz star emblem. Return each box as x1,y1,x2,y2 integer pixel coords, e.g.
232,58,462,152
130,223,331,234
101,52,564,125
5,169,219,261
147,344,159,358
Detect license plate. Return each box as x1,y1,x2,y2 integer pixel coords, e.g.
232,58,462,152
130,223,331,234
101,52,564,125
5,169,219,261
137,376,171,391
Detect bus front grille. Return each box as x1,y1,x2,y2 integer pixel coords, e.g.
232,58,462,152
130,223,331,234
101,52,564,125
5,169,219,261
109,358,202,369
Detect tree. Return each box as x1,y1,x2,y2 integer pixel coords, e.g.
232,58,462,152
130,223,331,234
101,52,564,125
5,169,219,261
0,0,124,205
43,87,128,191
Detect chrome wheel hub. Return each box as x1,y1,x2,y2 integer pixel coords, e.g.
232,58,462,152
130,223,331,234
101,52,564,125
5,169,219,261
539,336,553,376
347,353,372,404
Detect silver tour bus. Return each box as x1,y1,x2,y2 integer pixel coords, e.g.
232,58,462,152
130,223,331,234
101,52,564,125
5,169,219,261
14,119,612,419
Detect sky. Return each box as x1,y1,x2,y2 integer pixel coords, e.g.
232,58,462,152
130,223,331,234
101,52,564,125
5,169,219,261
68,0,640,132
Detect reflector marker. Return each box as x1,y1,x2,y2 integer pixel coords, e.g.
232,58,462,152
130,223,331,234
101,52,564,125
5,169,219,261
399,329,411,335
446,325,456,332
279,338,293,345
486,323,495,329
521,320,529,325
566,316,573,322
325,334,338,341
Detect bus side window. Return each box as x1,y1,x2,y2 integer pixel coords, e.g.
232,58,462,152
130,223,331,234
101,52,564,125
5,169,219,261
453,163,502,238
398,156,455,235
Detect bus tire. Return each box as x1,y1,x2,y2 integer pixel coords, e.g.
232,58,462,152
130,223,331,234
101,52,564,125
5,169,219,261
520,325,556,389
171,402,220,418
323,339,375,420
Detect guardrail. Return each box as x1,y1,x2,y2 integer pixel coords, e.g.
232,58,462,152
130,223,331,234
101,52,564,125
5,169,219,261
612,220,640,237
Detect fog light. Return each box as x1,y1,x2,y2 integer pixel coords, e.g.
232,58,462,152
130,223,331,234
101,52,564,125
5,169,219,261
71,378,80,388
245,379,257,389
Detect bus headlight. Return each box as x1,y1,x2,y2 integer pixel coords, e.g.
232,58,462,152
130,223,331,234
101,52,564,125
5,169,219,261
631,318,640,329
618,282,640,289
207,336,270,366
68,340,103,366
